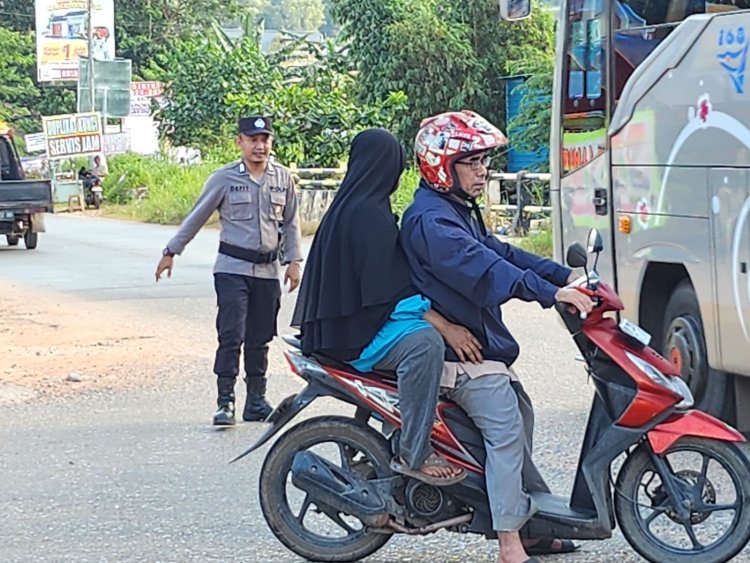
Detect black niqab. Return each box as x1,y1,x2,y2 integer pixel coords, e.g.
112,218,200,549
291,128,415,361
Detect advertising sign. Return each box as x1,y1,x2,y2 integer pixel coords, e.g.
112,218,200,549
35,0,115,83
42,112,103,160
103,132,130,155
25,132,48,153
129,81,165,116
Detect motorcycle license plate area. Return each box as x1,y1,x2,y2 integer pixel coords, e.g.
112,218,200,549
619,318,651,347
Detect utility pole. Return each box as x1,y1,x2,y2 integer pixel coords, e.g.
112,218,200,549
87,0,96,112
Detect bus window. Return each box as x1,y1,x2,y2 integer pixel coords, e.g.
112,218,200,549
563,0,606,113
561,0,607,175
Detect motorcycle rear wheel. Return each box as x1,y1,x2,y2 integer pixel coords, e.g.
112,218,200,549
259,415,393,562
615,437,750,563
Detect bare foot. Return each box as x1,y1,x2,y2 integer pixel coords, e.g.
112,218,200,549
497,531,530,563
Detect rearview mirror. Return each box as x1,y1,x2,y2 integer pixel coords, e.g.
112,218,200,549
566,243,588,269
587,229,604,254
499,0,532,20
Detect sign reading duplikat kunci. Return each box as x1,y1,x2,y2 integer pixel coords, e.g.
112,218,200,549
42,112,103,160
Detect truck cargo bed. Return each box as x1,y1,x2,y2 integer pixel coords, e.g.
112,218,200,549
0,180,54,213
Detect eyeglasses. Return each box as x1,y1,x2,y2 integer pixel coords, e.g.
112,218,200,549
455,155,492,171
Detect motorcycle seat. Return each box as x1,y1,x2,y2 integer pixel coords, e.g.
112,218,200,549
282,334,398,383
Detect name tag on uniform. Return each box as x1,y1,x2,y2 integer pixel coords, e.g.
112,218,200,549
269,185,286,193
230,185,252,192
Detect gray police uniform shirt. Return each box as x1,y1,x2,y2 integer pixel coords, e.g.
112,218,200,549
166,159,302,280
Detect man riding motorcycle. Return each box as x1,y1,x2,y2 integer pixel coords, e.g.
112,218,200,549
399,110,593,563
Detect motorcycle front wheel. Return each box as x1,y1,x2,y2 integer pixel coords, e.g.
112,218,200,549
259,415,393,562
615,437,750,563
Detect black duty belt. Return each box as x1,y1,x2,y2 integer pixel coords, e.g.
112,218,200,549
219,242,278,264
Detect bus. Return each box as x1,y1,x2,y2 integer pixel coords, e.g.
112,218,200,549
501,0,750,431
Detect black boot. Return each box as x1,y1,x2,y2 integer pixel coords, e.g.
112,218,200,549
213,377,236,426
243,377,273,422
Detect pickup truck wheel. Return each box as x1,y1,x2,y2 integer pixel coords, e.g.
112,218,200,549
6,235,19,246
662,281,727,419
24,230,38,250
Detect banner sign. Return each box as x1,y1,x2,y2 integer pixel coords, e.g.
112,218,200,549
42,112,103,160
35,0,116,83
129,81,166,116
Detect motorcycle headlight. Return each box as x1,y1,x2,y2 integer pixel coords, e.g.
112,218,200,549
625,351,694,409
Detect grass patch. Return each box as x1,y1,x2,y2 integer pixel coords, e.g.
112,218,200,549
103,153,219,225
516,224,553,257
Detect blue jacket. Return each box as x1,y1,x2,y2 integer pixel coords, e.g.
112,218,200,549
400,185,571,366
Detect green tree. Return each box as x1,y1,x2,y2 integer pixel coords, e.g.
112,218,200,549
114,0,246,77
157,33,406,166
0,1,34,32
0,27,38,132
331,0,555,155
263,0,325,31
0,25,77,135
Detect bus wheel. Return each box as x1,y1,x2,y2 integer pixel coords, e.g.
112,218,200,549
662,281,727,418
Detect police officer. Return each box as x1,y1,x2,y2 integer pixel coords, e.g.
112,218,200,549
155,116,302,426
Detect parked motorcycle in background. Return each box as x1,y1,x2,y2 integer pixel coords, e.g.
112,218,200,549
77,167,103,209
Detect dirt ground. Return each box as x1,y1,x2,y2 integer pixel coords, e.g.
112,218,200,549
0,280,210,405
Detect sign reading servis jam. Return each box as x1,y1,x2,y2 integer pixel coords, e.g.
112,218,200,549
42,112,103,160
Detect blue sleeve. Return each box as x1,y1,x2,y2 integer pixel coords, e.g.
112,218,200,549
483,234,571,287
404,214,561,309
391,295,431,320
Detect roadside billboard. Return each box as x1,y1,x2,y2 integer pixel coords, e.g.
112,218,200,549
25,132,48,153
35,0,116,83
42,112,103,160
129,81,166,116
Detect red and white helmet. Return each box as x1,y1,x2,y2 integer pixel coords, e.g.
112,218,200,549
414,110,508,191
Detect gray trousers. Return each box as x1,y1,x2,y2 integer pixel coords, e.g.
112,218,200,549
446,373,542,532
373,327,445,469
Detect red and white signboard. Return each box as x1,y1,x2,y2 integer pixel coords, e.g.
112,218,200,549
129,81,165,116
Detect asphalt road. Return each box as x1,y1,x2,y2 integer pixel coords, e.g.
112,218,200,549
1,214,749,563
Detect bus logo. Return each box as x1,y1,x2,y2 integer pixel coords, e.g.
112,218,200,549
717,25,748,94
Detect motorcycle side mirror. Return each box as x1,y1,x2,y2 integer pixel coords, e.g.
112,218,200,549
499,0,532,20
587,229,604,254
566,243,588,269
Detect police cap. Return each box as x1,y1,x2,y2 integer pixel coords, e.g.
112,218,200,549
239,116,274,137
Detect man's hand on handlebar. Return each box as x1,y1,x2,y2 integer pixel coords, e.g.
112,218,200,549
554,287,594,316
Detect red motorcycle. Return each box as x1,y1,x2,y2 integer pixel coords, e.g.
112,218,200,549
235,229,750,563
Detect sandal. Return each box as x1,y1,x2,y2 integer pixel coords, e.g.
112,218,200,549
525,538,579,556
390,453,467,486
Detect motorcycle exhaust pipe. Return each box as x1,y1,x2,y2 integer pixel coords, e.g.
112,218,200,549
291,451,390,527
382,513,473,535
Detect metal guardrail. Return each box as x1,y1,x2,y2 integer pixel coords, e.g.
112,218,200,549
485,170,551,236
289,164,346,190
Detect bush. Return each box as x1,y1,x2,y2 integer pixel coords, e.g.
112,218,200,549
392,167,421,218
103,153,219,224
517,224,553,257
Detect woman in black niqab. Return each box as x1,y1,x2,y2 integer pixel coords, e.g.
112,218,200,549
290,128,466,484
292,128,416,360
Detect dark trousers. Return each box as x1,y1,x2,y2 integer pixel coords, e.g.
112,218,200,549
213,273,281,381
